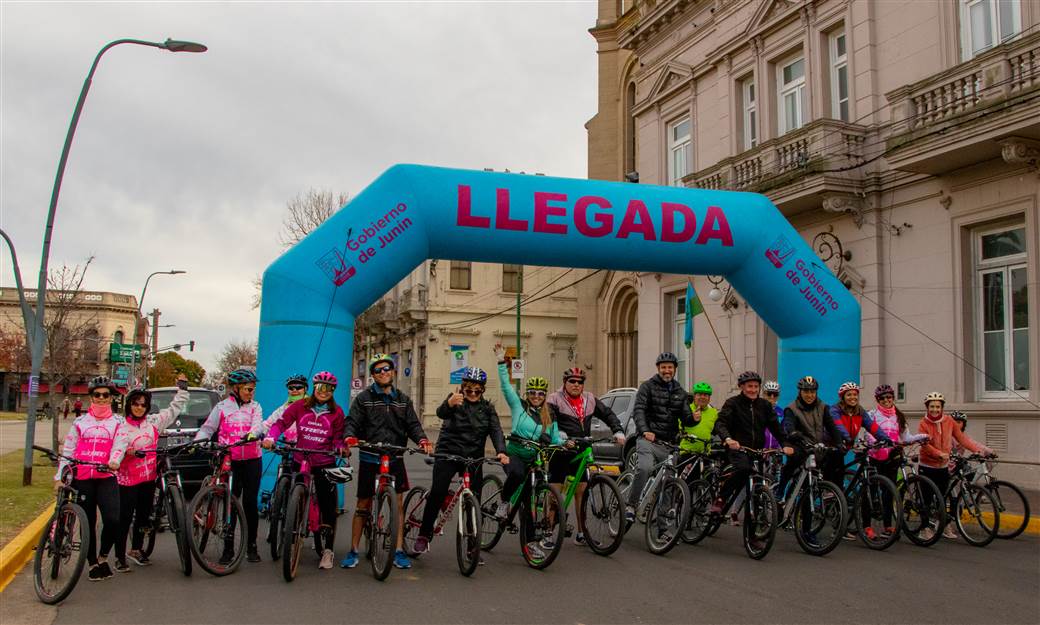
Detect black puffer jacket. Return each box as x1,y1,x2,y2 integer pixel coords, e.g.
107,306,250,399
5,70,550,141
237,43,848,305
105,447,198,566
632,375,694,442
345,384,427,447
435,396,506,458
715,393,784,449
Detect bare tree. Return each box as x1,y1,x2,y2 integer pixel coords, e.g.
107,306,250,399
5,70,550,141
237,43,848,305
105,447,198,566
212,339,258,384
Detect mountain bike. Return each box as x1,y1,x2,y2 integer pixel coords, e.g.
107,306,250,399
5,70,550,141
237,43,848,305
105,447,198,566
775,444,847,556
962,454,1029,539
556,437,625,557
129,440,195,575
842,440,903,550
676,441,726,544
187,439,253,576
265,445,296,560
280,447,352,582
945,453,1000,546
616,439,691,556
479,437,566,569
30,446,106,604
402,454,500,576
893,441,946,547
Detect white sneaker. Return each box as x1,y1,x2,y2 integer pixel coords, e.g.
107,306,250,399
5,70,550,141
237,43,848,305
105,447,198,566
943,526,960,540
318,549,334,569
494,501,510,520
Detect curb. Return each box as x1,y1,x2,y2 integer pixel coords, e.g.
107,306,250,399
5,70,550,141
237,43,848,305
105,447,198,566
981,511,1040,537
0,507,52,593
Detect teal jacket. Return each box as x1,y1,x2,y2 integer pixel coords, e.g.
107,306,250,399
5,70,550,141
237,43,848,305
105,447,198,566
496,363,561,459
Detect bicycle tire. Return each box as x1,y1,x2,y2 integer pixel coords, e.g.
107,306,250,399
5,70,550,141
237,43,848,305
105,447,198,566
456,491,481,576
900,475,944,547
268,475,291,561
615,471,636,533
166,484,192,576
188,484,246,576
33,503,89,605
519,483,565,570
644,476,690,556
855,475,902,550
792,479,846,556
580,473,625,556
955,483,999,547
742,484,778,560
370,485,396,580
479,479,508,551
681,479,714,545
402,487,428,557
989,480,1029,539
281,484,308,582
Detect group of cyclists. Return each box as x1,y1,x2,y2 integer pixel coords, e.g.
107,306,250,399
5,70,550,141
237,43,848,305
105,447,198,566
52,343,1009,590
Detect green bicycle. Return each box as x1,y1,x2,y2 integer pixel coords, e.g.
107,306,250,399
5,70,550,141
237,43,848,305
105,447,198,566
555,436,626,557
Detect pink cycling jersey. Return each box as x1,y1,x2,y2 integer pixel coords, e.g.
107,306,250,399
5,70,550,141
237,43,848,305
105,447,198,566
116,387,189,486
195,396,263,461
58,407,127,481
267,401,345,468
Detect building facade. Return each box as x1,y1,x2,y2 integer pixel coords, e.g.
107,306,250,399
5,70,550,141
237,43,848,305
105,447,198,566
583,0,1038,483
357,261,578,422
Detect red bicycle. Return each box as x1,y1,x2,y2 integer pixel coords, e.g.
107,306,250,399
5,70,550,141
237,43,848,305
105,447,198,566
186,439,253,576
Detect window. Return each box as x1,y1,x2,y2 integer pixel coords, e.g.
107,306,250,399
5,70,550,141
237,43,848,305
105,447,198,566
449,261,471,290
502,264,523,293
667,117,692,187
668,293,691,385
742,78,758,150
975,224,1030,398
778,55,807,134
962,0,1021,59
830,30,849,122
113,330,124,345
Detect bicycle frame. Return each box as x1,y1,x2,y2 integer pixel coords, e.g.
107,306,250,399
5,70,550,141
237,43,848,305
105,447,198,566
778,450,821,523
558,440,606,512
425,455,493,539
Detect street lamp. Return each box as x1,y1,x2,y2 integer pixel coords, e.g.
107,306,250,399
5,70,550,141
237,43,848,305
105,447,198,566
129,270,186,389
19,37,205,486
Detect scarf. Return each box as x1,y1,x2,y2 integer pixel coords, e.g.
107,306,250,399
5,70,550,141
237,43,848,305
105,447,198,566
89,404,113,420
313,402,330,416
925,411,944,423
876,404,897,418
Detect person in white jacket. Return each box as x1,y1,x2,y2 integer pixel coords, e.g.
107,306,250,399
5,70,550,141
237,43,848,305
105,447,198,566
258,374,308,443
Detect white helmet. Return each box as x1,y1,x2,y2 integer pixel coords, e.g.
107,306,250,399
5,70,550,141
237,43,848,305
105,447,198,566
924,391,945,405
763,380,781,393
323,465,354,484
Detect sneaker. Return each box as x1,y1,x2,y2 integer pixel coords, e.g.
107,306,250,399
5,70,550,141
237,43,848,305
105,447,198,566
843,531,857,541
729,512,742,527
393,550,412,569
709,498,724,516
573,532,586,546
340,550,359,568
803,532,820,549
864,527,878,541
113,559,132,573
414,535,430,554
96,561,113,579
246,544,261,563
883,526,897,537
218,545,236,566
624,506,636,524
127,550,150,567
919,527,936,541
525,542,546,561
539,537,556,552
87,564,103,581
318,549,334,569
943,526,960,539
494,501,510,521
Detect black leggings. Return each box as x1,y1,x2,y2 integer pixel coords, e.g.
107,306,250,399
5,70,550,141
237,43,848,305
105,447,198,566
116,481,156,560
420,459,483,539
293,464,338,553
74,477,120,565
919,465,951,513
231,458,262,546
863,458,900,528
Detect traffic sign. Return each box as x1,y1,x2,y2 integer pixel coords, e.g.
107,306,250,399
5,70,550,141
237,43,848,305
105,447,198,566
216,383,227,394
351,377,364,390
404,367,412,377
108,343,144,363
510,358,526,380
28,375,39,397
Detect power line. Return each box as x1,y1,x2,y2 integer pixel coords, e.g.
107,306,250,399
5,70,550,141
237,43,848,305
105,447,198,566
434,268,575,329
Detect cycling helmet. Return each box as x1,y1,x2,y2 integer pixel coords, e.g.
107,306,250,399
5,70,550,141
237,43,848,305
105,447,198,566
655,352,679,366
285,374,308,388
837,381,860,398
692,381,713,395
562,367,586,381
461,367,488,385
88,375,117,393
874,384,895,399
227,368,258,386
737,371,761,385
323,465,354,484
526,376,549,392
368,353,394,374
763,380,781,393
924,391,945,405
312,371,338,387
950,411,968,430
797,376,819,391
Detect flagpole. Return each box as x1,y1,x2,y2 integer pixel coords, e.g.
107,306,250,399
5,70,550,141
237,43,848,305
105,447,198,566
689,280,735,377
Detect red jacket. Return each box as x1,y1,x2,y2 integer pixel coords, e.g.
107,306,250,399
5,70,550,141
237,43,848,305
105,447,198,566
917,413,987,469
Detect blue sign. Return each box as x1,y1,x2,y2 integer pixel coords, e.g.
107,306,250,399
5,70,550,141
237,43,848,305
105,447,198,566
404,367,411,377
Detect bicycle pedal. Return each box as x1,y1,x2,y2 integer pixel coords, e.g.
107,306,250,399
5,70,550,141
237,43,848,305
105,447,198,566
507,525,519,534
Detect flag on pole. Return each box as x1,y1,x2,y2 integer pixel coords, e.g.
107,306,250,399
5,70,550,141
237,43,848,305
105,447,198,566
684,280,703,349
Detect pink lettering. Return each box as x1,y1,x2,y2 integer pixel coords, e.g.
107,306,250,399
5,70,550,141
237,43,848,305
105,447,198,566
574,196,613,237
661,202,696,243
533,192,569,235
694,206,734,246
496,188,528,231
617,200,657,241
456,185,490,228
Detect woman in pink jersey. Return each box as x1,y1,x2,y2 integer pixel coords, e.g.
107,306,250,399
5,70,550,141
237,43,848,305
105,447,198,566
112,374,190,572
56,376,127,581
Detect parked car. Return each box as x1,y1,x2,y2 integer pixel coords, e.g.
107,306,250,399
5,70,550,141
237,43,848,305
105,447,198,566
591,387,640,470
149,386,221,494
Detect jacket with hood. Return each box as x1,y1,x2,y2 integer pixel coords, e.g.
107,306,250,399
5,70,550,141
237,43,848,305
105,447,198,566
632,375,694,442
547,389,623,439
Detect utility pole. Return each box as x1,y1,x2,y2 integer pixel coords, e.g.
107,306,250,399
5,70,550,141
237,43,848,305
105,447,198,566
150,308,161,356
515,266,523,394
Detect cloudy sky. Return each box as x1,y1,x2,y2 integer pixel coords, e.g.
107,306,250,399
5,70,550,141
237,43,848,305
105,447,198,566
1,1,598,373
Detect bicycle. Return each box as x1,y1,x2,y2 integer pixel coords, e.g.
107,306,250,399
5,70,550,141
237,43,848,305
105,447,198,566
30,446,106,604
265,445,296,561
961,454,1030,540
555,437,626,557
479,437,567,569
842,440,903,550
774,444,847,556
128,440,196,576
186,439,254,576
350,441,424,581
945,453,1000,547
615,438,691,556
402,454,500,576
280,446,352,582
893,441,946,547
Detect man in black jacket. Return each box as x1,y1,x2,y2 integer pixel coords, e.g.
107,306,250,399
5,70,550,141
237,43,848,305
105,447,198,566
714,371,793,514
778,375,847,500
625,352,695,520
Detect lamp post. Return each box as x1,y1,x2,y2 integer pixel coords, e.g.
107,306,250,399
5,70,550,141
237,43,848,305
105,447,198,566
19,37,206,486
129,270,185,390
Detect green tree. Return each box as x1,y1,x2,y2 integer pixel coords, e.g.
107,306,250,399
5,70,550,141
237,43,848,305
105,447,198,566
148,351,205,387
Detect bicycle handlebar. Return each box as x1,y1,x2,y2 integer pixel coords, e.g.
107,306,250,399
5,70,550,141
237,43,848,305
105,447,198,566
33,445,113,471
273,445,343,458
429,453,504,467
350,441,425,455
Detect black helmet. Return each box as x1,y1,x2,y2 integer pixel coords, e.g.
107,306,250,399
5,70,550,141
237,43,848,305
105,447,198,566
285,374,308,389
737,371,762,385
656,352,679,366
797,376,819,391
88,376,116,393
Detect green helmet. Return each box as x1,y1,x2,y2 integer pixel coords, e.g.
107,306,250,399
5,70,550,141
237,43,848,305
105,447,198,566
368,353,395,374
692,381,713,395
525,376,549,392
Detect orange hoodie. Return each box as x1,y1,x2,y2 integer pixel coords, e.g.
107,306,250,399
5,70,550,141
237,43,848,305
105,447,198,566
917,413,988,469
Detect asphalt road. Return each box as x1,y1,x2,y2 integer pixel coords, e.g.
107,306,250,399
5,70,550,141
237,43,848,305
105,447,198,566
3,454,1039,625
0,419,71,455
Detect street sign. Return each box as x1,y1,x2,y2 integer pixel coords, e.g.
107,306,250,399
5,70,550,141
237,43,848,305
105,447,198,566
28,375,39,398
351,377,363,391
510,359,526,380
216,383,227,394
108,343,143,363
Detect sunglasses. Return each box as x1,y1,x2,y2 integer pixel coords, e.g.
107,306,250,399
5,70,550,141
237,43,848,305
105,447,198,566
287,385,306,391
462,388,484,395
130,401,147,408
878,394,895,400
565,378,585,385
314,383,335,393
526,390,547,397
765,391,779,397
372,366,394,374
92,392,111,399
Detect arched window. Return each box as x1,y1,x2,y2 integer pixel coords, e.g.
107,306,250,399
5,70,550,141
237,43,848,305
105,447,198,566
113,330,124,345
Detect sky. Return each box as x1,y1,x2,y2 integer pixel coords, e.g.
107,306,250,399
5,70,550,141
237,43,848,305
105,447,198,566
0,1,599,374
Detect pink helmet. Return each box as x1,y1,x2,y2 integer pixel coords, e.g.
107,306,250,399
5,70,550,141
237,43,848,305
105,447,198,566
837,381,860,398
312,371,338,386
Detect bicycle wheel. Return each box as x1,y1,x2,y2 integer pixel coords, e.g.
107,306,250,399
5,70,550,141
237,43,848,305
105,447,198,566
166,484,192,576
989,480,1029,539
402,487,428,557
742,484,778,560
478,479,507,551
268,475,291,561
792,480,846,556
955,484,999,547
900,475,944,547
615,471,635,533
456,491,482,576
580,473,624,556
681,479,714,545
369,485,397,580
855,475,902,550
644,476,690,556
519,483,564,569
135,487,160,559
281,484,307,582
33,503,89,605
188,484,246,576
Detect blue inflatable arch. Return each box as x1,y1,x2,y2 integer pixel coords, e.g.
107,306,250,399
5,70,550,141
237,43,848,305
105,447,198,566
256,164,860,413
